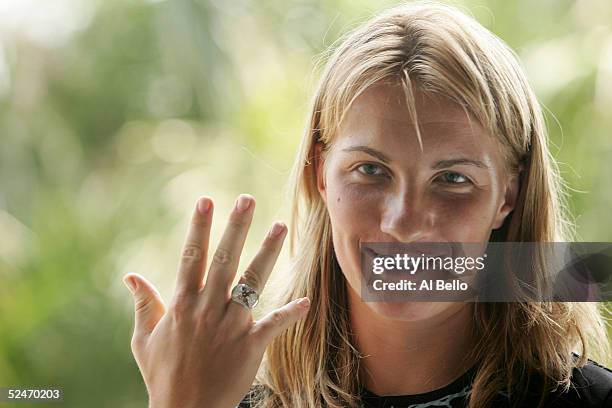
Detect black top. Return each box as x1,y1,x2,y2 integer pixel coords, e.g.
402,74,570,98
238,360,612,407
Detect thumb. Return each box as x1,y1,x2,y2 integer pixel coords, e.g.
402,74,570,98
253,297,311,346
123,273,166,338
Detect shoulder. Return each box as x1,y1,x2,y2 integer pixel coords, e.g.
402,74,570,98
548,359,612,407
235,362,612,407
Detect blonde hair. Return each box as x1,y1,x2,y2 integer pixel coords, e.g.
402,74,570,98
254,2,610,407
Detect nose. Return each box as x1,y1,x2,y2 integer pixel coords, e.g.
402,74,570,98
379,190,437,242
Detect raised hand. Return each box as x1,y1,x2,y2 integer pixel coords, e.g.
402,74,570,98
123,194,310,408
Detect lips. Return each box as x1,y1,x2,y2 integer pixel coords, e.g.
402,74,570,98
361,245,459,280
361,245,452,259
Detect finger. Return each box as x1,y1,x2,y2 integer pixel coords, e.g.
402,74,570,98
237,221,287,293
203,194,254,299
227,221,287,315
123,273,166,338
251,297,310,346
175,196,213,295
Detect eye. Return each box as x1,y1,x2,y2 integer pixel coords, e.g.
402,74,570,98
438,171,470,184
356,163,387,177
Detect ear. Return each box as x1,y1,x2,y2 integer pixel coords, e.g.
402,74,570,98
492,170,521,230
313,142,327,203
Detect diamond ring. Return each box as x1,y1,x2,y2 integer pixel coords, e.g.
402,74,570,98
231,283,260,309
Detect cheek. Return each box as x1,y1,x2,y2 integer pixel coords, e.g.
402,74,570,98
326,179,381,232
431,191,500,240
325,177,382,291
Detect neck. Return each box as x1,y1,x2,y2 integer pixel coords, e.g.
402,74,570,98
347,285,477,396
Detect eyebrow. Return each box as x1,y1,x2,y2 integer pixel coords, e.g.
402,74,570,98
342,146,391,163
341,145,490,169
431,158,489,169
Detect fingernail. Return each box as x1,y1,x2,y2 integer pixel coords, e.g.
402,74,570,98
296,297,310,308
197,197,211,214
123,276,137,294
235,195,251,212
269,222,285,237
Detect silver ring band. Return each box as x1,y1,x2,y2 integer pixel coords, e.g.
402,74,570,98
231,283,259,309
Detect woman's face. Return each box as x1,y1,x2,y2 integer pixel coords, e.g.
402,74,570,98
315,83,519,321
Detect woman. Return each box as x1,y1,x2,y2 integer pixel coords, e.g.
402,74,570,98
123,2,612,407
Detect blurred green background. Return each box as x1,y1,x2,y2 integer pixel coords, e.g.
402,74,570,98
0,0,611,406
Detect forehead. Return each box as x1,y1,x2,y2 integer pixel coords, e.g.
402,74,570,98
335,82,494,153
346,83,470,123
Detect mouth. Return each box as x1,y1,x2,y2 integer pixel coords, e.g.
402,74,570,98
361,244,462,280
361,245,451,260
359,241,453,258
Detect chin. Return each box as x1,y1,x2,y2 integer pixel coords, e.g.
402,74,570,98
367,301,458,322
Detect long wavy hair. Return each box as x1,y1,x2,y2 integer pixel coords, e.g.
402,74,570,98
254,2,610,407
